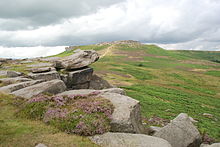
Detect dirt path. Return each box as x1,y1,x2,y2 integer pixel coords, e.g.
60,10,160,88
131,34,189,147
100,45,115,58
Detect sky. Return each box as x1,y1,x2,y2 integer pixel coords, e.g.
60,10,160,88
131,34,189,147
0,0,220,58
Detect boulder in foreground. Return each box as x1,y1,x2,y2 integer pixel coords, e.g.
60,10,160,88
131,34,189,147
201,143,220,147
90,132,172,147
54,49,99,70
12,79,66,98
154,113,201,147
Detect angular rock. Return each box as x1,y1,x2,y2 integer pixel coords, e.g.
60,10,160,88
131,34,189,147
0,80,44,93
0,77,32,85
154,113,201,147
90,132,172,147
0,70,7,77
58,88,125,96
31,67,55,73
89,74,114,90
12,79,66,98
7,71,22,77
201,143,220,147
28,71,60,81
100,92,145,133
65,67,93,89
54,49,99,70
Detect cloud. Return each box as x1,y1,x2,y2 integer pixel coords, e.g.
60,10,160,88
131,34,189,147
0,46,65,58
0,0,220,58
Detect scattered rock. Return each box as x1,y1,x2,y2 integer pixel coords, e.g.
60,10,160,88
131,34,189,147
89,74,114,90
31,67,55,73
0,70,7,76
0,80,44,93
35,143,47,147
7,71,22,77
90,132,172,147
200,143,220,147
54,49,99,70
154,113,201,147
203,113,213,118
28,71,60,81
12,79,66,98
65,67,93,89
0,77,32,85
100,92,145,134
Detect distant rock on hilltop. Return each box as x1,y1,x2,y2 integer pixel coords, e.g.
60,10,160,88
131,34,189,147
97,40,142,46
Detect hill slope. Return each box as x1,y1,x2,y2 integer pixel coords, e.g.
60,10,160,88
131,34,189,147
55,42,220,141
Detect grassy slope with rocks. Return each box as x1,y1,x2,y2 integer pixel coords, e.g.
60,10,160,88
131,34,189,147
54,43,220,141
1,42,220,144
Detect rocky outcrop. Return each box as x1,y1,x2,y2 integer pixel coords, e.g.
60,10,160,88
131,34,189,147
12,80,66,98
154,113,201,147
27,63,53,68
90,132,172,147
89,74,114,90
0,80,44,93
54,49,99,70
28,71,60,81
57,88,144,134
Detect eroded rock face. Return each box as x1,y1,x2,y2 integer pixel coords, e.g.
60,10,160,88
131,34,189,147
89,74,114,90
154,113,201,147
66,67,93,89
54,49,99,70
90,132,172,147
0,80,44,93
28,71,60,81
12,80,66,98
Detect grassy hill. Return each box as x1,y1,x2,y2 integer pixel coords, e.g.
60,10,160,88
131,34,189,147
1,42,220,145
55,43,220,141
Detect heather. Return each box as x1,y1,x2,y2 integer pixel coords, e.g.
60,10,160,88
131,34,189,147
17,92,114,136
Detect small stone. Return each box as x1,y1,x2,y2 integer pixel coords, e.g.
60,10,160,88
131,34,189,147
203,113,213,118
35,143,47,147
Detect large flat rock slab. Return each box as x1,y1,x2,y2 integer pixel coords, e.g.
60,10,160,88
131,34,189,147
12,80,66,98
154,113,201,147
0,80,44,93
28,71,60,81
54,49,99,70
90,132,172,147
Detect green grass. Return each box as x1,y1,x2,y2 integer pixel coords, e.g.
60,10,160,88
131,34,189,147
0,93,98,147
90,43,220,141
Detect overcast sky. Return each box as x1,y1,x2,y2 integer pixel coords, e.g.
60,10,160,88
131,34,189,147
0,0,220,58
